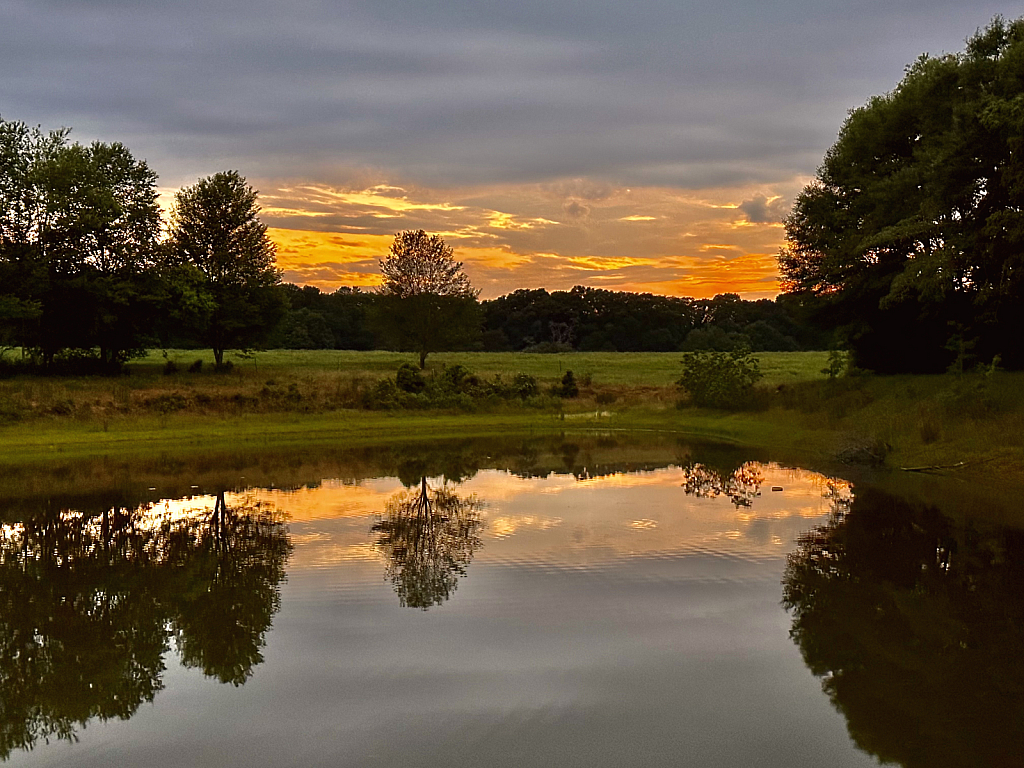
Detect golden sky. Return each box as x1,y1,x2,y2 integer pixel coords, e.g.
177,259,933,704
258,177,802,300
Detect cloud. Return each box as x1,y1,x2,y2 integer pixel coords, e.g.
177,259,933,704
562,200,590,220
737,195,790,224
7,0,1007,193
4,0,1008,300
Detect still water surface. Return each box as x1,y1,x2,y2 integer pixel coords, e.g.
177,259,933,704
2,436,1021,767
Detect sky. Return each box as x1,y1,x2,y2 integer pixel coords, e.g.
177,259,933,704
0,1,1017,299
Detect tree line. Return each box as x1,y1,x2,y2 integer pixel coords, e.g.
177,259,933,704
273,282,827,356
0,114,826,375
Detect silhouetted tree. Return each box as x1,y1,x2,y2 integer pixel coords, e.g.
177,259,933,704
779,16,1024,371
370,230,480,368
0,118,162,368
168,171,284,366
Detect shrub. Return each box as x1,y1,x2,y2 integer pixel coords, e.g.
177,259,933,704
361,378,402,410
554,370,579,398
188,359,203,373
676,349,762,409
396,363,426,393
511,373,538,398
821,349,848,379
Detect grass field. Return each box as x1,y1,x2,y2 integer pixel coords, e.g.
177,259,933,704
139,349,831,387
2,350,1023,496
0,349,830,428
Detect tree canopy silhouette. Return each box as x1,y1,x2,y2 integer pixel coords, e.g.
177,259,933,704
370,230,480,368
0,117,162,368
779,16,1024,371
168,171,284,367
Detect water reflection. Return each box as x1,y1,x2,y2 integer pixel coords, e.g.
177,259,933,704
783,487,1024,767
5,435,1024,767
681,460,765,507
372,477,484,609
0,492,290,759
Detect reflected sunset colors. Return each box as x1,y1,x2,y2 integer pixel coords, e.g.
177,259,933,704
4,436,1021,768
252,461,845,578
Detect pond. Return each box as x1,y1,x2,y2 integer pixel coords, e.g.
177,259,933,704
1,435,1022,767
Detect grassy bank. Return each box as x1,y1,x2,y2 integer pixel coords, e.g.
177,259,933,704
1,350,1021,492
0,349,826,428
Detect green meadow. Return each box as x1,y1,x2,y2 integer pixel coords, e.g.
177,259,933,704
136,348,830,387
1,349,1022,493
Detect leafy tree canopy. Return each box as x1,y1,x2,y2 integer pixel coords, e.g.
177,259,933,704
779,16,1024,372
0,117,162,367
379,229,475,299
371,230,480,368
168,171,283,366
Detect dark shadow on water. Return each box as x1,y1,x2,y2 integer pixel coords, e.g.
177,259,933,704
783,486,1024,768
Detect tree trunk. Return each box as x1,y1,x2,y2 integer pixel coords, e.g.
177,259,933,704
214,348,224,367
419,349,427,369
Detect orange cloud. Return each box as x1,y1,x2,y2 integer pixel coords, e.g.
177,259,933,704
258,176,794,299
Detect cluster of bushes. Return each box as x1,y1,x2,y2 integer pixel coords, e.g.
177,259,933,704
361,364,596,411
362,364,547,410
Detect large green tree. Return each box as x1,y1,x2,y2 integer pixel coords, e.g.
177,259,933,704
168,171,284,366
0,118,162,367
779,17,1024,372
370,230,480,368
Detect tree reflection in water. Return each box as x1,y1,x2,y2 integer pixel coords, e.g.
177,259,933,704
0,491,290,759
372,477,483,609
681,460,764,507
783,486,1024,768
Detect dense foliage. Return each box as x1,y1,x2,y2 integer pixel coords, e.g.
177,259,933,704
167,171,285,366
0,119,162,368
676,348,762,408
780,17,1024,372
0,117,286,371
271,284,824,354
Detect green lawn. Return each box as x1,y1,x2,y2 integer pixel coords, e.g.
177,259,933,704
141,349,830,388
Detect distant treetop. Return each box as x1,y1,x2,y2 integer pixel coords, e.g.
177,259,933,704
379,230,475,298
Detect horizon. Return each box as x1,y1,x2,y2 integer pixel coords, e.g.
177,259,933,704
4,1,1018,300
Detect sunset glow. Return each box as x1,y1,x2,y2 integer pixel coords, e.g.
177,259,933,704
264,181,792,298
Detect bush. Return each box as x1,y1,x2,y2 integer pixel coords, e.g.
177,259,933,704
510,373,538,399
396,363,426,393
554,370,579,398
677,349,762,409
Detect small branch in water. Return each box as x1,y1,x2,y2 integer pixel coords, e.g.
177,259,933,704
899,456,997,473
